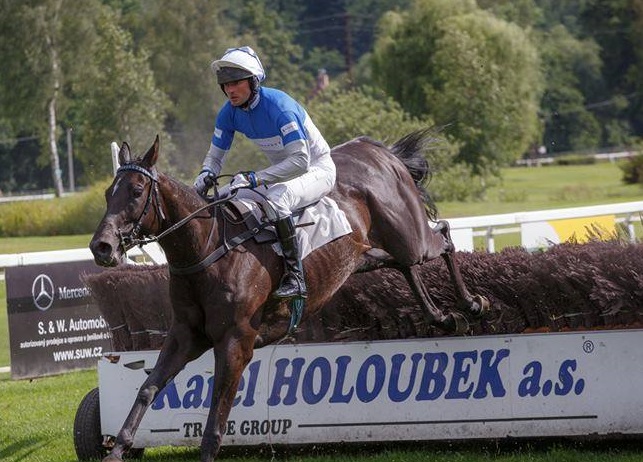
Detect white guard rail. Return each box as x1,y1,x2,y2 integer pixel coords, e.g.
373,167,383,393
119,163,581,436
446,201,643,252
0,242,167,270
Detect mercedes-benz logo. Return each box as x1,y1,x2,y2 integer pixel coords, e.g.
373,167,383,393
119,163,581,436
32,274,55,311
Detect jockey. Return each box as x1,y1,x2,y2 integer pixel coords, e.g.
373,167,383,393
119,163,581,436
194,46,336,300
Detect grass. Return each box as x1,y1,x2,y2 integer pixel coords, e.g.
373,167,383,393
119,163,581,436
1,163,643,461
437,162,643,218
0,234,94,254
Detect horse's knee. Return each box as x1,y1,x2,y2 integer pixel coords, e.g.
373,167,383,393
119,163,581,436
137,384,159,406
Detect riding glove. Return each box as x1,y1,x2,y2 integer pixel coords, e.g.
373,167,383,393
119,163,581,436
194,169,216,197
229,171,259,191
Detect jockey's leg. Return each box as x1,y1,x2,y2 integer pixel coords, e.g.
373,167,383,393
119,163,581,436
273,215,307,299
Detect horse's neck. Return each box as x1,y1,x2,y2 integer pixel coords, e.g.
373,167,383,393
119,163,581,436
157,175,218,264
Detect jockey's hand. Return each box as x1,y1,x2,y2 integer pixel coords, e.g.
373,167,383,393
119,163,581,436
194,169,216,198
229,171,258,191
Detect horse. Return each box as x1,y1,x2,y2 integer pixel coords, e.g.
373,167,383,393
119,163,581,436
89,129,488,462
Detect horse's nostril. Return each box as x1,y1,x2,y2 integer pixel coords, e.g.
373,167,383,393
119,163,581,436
92,241,112,259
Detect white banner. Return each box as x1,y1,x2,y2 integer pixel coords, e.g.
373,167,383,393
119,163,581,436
99,330,643,448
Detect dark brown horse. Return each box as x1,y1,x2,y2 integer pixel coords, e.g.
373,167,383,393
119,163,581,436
89,130,488,462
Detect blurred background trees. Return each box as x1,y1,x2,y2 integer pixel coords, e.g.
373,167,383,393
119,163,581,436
0,0,641,201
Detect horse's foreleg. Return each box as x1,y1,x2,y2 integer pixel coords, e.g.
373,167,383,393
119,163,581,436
200,330,256,462
433,220,489,317
403,265,469,334
103,323,208,462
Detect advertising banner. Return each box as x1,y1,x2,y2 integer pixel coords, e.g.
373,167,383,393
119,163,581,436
6,261,112,379
521,215,616,249
99,329,643,448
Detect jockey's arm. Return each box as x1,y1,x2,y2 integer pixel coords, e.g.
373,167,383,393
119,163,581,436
255,139,310,186
201,143,228,177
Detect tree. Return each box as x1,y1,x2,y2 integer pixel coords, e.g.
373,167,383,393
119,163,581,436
113,0,233,178
69,5,171,181
0,0,68,195
0,0,171,189
580,0,643,144
372,0,543,172
307,84,489,201
538,25,603,152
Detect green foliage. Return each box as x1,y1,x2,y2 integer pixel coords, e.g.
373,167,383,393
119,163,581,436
69,6,172,182
2,0,643,199
538,25,603,153
306,85,431,146
0,1,172,188
430,162,491,202
553,154,597,166
114,0,232,177
372,0,543,172
0,179,110,237
619,154,643,186
231,1,313,100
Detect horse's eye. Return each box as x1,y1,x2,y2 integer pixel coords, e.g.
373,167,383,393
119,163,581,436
132,185,144,198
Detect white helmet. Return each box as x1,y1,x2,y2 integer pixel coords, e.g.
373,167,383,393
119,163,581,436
211,46,266,85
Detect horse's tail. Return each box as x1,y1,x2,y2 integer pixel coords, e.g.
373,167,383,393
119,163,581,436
389,128,439,221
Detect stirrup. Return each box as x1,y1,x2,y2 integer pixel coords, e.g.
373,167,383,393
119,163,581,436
272,274,308,299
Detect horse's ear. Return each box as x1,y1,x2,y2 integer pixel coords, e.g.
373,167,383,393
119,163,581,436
118,142,131,165
142,135,160,168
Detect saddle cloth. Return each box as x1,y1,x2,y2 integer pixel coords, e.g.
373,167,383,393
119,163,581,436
226,193,353,260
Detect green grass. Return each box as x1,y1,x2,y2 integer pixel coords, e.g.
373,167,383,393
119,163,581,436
437,162,643,218
0,234,94,254
1,163,643,461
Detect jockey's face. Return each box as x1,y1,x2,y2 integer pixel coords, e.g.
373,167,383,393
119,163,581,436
223,79,252,107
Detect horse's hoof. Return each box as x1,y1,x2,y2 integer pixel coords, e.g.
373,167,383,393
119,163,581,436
472,294,490,317
443,312,470,335
102,454,123,462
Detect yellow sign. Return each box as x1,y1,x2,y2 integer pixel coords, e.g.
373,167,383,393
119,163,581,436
549,215,616,243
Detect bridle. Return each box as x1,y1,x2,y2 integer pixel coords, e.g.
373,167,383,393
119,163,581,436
115,162,234,252
116,163,167,251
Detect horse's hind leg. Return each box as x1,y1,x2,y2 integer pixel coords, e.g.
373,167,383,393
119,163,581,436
434,220,489,317
402,265,469,334
103,323,209,462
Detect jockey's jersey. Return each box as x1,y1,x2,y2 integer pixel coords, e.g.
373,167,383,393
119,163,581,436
211,86,332,185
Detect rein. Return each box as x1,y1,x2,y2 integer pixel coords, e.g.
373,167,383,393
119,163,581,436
115,162,267,275
117,163,229,250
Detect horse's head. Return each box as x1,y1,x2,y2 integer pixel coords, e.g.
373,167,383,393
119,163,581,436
90,136,164,267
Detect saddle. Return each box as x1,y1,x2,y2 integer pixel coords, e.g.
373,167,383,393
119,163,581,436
168,194,352,276
221,195,353,260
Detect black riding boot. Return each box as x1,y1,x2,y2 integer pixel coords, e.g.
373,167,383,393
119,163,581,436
273,216,308,299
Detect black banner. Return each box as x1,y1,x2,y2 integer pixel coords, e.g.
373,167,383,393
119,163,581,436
6,260,112,380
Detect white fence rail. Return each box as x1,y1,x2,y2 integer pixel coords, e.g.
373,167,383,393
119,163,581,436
447,201,643,252
0,243,166,272
1,201,642,271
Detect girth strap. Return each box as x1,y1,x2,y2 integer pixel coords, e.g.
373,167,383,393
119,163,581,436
168,220,271,276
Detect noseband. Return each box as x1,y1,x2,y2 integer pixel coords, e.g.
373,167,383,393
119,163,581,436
116,163,166,251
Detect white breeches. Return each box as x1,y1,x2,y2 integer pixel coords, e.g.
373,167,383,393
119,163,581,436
265,157,336,219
